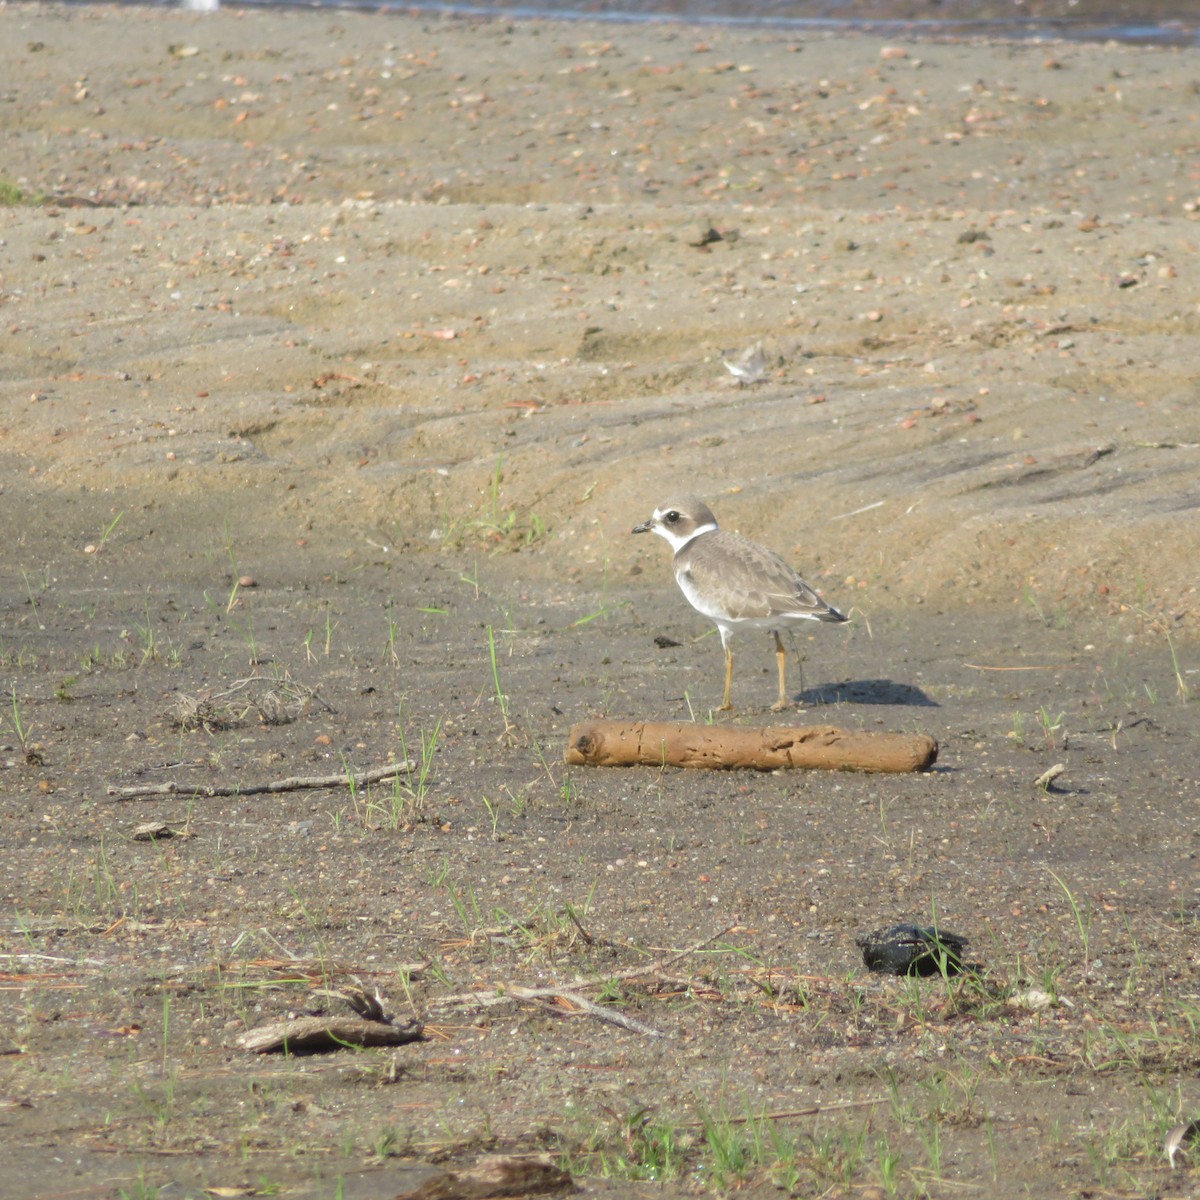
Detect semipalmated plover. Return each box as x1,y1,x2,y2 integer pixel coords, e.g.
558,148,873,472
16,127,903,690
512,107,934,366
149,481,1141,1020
632,496,847,711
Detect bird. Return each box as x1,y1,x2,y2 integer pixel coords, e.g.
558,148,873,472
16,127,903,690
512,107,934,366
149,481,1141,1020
721,342,767,385
632,496,847,711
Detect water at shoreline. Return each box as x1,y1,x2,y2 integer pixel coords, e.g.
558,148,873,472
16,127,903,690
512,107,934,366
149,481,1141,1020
84,0,1200,46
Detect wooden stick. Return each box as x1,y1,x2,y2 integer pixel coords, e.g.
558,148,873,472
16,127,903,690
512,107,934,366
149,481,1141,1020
564,721,937,774
106,761,414,800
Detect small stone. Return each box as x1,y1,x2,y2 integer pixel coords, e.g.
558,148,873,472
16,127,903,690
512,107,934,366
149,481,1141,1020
132,822,173,841
1008,988,1056,1012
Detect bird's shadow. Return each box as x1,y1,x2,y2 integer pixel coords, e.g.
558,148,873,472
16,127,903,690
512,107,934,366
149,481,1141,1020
798,678,939,707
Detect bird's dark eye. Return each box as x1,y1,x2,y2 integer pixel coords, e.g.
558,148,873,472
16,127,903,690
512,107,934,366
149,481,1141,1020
665,510,681,524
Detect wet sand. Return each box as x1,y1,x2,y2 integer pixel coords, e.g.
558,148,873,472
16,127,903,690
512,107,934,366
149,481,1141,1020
3,2,1199,629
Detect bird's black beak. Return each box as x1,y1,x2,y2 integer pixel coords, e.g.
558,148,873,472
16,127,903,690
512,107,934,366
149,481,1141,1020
631,518,652,535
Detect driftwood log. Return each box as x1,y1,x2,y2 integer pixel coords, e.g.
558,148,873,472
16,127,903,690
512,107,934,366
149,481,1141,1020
237,1015,424,1054
405,1155,574,1199
565,721,937,774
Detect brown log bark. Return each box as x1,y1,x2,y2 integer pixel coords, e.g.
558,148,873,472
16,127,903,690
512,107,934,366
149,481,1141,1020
564,721,937,774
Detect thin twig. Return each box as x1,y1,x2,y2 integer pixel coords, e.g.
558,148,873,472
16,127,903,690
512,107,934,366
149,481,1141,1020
424,925,737,1038
964,663,1083,672
425,989,515,1013
107,762,414,800
0,951,109,968
676,1097,887,1129
221,675,335,713
508,986,666,1038
831,499,885,521
601,924,737,984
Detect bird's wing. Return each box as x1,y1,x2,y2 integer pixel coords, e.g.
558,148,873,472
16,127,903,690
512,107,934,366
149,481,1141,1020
683,532,836,620
757,556,835,619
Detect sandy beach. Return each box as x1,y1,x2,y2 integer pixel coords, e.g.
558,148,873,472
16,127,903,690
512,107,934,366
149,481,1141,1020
4,1,1200,619
1,4,1199,1196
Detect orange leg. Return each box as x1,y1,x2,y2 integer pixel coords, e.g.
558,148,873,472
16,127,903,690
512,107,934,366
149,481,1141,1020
770,632,790,711
720,642,734,711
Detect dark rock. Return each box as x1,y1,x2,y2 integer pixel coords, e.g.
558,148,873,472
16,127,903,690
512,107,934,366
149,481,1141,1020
856,923,969,976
